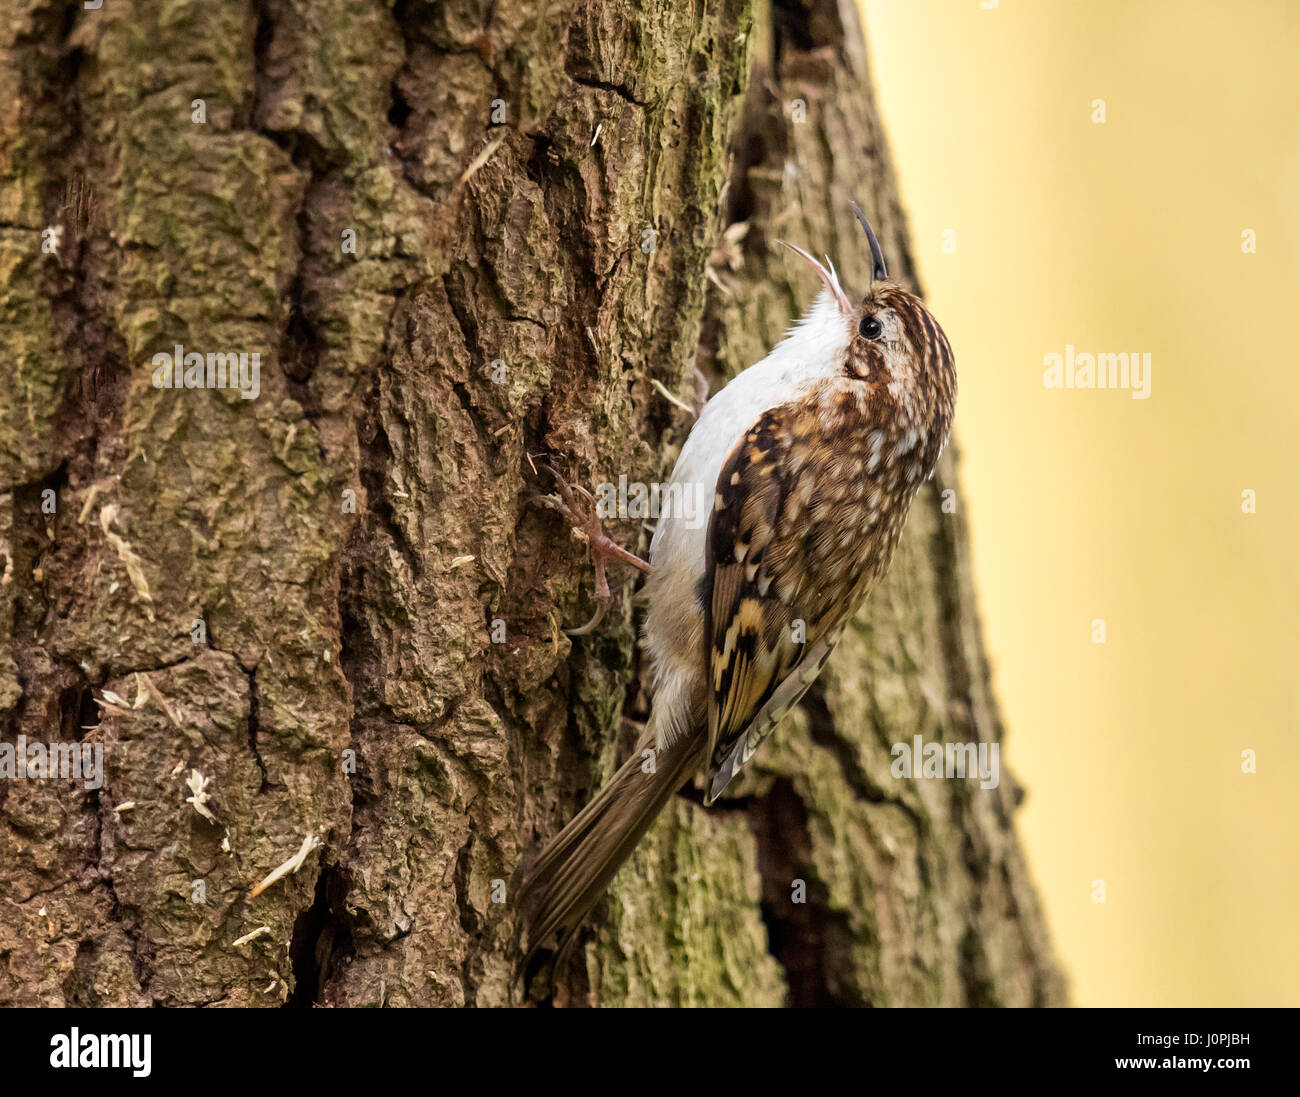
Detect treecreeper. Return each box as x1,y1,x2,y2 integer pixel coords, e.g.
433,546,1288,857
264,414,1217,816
517,204,958,983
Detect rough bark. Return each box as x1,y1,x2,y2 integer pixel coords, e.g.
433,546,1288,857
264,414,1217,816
0,0,1064,1007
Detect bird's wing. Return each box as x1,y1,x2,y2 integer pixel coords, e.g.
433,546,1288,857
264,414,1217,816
703,397,855,802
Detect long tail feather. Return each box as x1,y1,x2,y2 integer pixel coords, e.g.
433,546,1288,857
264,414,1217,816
516,733,704,976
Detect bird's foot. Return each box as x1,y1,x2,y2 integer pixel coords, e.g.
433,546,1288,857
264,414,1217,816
540,465,652,636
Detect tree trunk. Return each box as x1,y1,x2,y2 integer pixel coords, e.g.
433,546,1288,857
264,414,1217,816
0,0,1065,1007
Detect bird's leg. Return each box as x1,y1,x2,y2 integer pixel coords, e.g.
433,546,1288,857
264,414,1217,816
542,466,652,636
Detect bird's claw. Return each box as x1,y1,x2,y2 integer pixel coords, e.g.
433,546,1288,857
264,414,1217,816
539,463,652,636
563,598,612,637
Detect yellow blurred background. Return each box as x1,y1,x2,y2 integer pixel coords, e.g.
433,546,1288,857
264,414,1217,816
861,0,1300,1006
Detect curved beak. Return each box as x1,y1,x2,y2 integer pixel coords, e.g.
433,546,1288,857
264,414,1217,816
777,240,853,316
850,200,889,285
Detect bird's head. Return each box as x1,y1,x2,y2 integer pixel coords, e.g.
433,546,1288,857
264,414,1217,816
781,202,955,426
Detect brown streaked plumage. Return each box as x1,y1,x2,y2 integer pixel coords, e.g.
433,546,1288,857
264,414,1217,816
516,207,956,980
704,312,953,797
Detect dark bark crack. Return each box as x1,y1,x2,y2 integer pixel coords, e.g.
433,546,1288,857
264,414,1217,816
284,862,355,1007
801,687,926,833
452,821,481,1007
748,778,861,1006
246,667,269,792
92,788,153,1003
568,73,646,108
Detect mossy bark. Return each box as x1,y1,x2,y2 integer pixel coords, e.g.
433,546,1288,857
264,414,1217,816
0,0,1064,1007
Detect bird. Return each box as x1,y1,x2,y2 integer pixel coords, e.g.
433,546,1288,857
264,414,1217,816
517,202,957,979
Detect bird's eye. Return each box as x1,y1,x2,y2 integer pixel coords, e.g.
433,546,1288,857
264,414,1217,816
859,315,883,341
